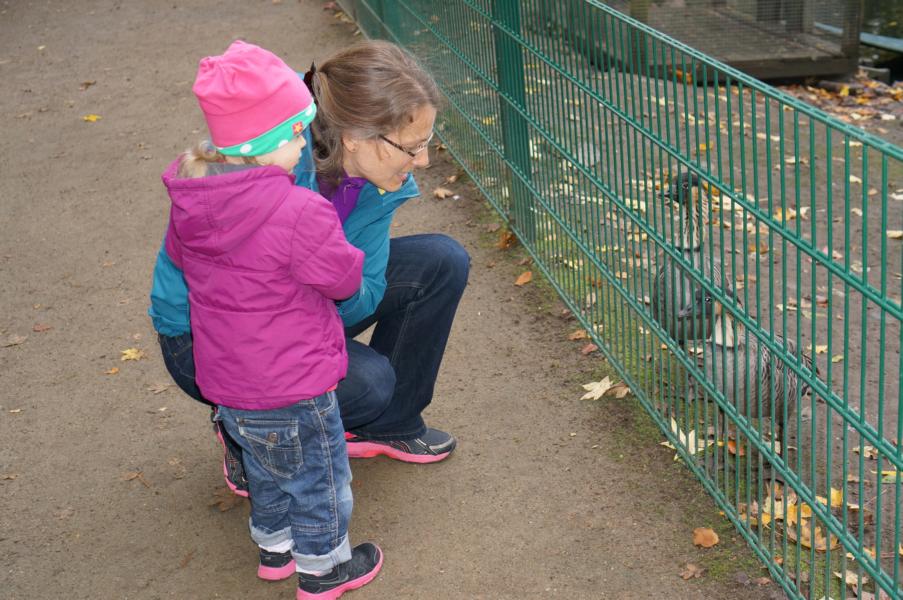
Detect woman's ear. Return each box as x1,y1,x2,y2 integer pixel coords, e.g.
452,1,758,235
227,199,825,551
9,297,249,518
341,134,359,154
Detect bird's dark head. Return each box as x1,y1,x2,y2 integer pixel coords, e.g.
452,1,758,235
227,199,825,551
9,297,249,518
677,286,738,321
661,171,702,205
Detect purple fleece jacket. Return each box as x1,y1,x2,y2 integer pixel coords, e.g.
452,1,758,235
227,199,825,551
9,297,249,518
161,159,364,410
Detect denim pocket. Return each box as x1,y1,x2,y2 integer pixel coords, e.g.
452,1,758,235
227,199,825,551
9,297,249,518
237,418,304,479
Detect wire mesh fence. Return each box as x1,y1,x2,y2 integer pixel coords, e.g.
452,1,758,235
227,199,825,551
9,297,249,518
338,0,903,597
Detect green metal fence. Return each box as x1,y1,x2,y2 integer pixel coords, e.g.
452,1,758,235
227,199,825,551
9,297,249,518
338,1,903,597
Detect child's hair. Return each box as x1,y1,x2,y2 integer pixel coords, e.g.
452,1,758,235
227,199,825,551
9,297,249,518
309,40,441,184
178,141,259,178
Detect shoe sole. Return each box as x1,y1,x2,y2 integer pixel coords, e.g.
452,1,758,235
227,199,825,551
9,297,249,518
215,427,249,498
344,436,454,464
258,560,297,581
296,548,383,600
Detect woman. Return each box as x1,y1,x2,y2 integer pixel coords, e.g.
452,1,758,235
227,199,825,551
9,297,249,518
149,40,469,494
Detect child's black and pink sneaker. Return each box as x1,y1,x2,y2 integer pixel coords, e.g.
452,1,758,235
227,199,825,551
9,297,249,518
213,417,249,497
296,542,383,600
258,548,296,581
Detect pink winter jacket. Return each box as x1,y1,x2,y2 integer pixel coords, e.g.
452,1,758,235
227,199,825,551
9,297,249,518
161,159,363,410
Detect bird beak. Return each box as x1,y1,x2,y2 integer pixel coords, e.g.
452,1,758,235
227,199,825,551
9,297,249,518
677,304,696,320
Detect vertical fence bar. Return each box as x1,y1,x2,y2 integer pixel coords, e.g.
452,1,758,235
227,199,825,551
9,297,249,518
491,0,535,243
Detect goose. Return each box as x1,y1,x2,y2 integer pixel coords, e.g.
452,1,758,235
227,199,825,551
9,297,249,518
651,172,724,345
678,287,816,484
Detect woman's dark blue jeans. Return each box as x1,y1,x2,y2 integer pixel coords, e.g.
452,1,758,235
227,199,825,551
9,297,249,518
158,233,470,441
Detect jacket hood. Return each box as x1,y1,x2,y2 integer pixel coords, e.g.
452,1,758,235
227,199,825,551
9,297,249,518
161,158,294,257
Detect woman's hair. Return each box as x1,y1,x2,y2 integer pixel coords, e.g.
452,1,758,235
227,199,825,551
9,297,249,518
177,141,259,178
309,40,441,183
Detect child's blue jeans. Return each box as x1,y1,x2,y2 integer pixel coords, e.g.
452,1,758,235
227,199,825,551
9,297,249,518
215,391,353,573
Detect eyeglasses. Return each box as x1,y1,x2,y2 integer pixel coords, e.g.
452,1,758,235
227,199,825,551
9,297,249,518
378,131,434,158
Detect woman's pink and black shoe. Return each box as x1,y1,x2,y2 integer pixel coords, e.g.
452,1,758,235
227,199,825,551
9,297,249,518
258,549,296,581
296,542,383,600
344,428,456,464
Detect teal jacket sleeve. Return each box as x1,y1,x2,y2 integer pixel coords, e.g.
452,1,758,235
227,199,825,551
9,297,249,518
335,210,393,327
148,240,192,336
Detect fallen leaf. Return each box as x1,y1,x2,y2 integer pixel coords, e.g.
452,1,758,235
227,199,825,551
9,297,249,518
514,271,533,286
693,527,719,548
831,354,844,363
445,174,458,184
179,550,195,569
606,382,631,398
1,474,18,481
811,344,828,354
2,334,27,347
580,343,598,355
834,569,868,591
209,486,244,512
496,230,517,249
104,367,120,375
829,487,844,508
568,330,588,340
853,445,879,459
486,223,501,233
432,187,454,199
146,383,171,395
79,80,96,91
32,323,52,332
120,348,145,361
887,230,903,240
122,471,150,488
82,114,101,122
679,563,705,579
849,174,862,184
726,439,746,456
581,377,614,400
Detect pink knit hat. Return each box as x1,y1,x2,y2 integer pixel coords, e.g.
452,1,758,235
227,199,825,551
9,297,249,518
192,40,316,156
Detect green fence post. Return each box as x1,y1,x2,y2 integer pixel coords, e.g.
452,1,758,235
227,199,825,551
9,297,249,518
491,0,535,242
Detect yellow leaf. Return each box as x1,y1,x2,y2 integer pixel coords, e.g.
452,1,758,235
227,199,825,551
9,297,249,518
692,527,719,548
839,85,850,97
82,114,102,122
480,116,496,126
605,382,631,399
830,487,844,508
831,354,844,363
432,187,454,199
887,230,903,240
580,377,613,400
568,329,588,340
811,344,828,354
120,348,145,361
697,143,708,153
104,367,119,375
849,174,862,184
514,271,533,286
834,570,868,590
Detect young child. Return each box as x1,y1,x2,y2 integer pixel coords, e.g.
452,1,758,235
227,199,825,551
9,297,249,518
162,40,382,599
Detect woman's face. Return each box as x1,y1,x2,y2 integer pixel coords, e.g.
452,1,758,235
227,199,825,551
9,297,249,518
343,104,437,192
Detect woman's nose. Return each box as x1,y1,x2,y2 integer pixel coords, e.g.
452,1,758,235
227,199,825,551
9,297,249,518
412,149,430,169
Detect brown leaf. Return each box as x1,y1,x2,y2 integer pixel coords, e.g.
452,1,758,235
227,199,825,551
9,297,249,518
122,471,150,488
605,383,631,398
496,230,517,249
444,174,458,184
486,223,501,233
2,334,27,347
679,563,705,580
514,271,533,286
580,343,598,355
1,474,19,481
147,382,171,395
432,186,454,199
568,329,588,340
32,323,52,332
179,550,195,569
209,486,245,512
692,527,719,548
752,577,771,586
517,257,532,266
79,80,96,91
104,367,119,375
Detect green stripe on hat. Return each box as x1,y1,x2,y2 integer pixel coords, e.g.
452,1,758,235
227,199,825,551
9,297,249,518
217,102,317,157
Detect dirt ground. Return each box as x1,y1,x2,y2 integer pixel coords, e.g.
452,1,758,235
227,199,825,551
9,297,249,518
1,1,784,598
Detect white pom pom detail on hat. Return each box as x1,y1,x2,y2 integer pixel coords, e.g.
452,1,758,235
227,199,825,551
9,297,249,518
240,144,253,154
